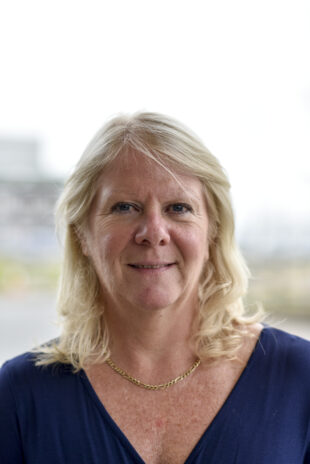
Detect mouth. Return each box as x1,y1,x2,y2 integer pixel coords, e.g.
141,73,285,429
128,263,176,270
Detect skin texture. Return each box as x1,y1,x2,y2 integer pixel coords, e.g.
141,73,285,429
86,324,262,464
81,151,263,463
81,152,209,324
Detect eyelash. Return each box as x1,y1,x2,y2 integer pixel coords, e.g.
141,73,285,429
111,202,139,214
110,202,193,215
167,203,193,214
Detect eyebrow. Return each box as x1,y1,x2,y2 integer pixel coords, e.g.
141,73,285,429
101,189,205,210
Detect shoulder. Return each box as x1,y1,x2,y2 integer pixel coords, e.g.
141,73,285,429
0,349,75,401
258,326,310,380
0,352,38,385
260,325,310,355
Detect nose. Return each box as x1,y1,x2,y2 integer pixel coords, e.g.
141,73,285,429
134,211,170,247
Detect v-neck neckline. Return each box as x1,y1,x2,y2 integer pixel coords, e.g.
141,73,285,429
80,327,268,464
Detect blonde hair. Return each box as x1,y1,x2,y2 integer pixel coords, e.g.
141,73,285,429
35,112,262,370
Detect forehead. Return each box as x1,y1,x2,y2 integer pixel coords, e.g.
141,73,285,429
95,151,205,202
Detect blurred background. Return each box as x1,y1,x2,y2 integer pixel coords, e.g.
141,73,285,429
0,0,309,365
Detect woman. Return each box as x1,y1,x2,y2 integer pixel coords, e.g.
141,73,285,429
1,112,310,463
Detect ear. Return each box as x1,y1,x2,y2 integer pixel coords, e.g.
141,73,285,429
74,226,89,257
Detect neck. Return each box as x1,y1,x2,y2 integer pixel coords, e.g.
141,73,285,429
103,298,199,379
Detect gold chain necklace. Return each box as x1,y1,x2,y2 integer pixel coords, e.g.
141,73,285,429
105,357,201,390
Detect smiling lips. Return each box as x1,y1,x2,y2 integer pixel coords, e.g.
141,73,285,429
128,263,175,269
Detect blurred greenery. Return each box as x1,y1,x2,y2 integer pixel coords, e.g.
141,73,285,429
0,257,309,317
246,259,310,317
0,257,60,294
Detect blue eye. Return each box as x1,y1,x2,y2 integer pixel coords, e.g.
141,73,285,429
111,202,137,213
168,203,193,214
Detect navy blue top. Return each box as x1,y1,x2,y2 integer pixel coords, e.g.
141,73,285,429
1,327,310,463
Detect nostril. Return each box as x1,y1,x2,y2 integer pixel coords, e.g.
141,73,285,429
134,223,170,246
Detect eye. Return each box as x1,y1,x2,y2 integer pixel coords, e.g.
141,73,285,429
167,203,193,214
110,202,139,214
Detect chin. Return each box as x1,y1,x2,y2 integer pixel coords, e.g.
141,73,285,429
132,288,181,312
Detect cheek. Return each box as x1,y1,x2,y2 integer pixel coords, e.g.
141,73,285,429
176,227,209,264
90,229,130,268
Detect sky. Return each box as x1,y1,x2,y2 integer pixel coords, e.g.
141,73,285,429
0,0,309,231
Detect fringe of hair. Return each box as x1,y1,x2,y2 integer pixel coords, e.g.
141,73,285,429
33,112,264,371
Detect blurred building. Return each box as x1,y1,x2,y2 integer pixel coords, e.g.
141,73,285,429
0,139,41,180
0,138,309,262
0,138,63,259
239,211,310,262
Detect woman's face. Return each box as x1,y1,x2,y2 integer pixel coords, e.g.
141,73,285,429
81,152,210,314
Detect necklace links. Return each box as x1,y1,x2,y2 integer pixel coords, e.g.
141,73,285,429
105,357,201,390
